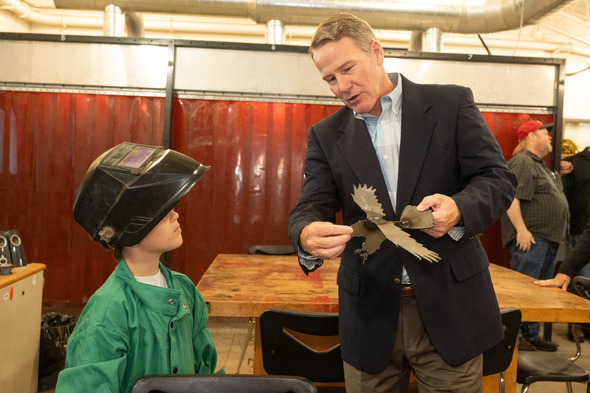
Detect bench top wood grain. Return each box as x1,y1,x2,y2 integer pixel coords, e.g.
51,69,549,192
197,254,590,322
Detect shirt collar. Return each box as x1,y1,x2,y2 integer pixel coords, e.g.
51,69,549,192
354,73,402,120
524,149,544,163
115,259,186,316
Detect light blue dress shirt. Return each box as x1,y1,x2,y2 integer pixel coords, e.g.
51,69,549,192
355,74,410,282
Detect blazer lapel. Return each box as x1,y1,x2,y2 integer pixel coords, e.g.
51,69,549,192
396,76,436,217
337,111,394,216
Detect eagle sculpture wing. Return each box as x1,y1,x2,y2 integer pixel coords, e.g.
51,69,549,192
374,221,441,263
350,184,441,263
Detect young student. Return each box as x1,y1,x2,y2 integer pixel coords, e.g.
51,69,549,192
55,142,219,393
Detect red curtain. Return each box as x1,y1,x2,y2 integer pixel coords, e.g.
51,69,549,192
167,99,339,280
0,91,165,304
0,90,552,306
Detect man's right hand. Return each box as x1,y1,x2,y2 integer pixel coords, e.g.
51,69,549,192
300,222,353,260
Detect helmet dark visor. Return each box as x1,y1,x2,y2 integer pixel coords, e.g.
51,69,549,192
73,142,209,247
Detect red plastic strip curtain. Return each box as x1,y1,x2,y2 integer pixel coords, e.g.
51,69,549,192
167,99,340,281
0,89,554,306
0,91,165,305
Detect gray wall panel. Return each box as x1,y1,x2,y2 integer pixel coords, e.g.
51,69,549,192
385,58,556,107
174,47,332,97
0,40,168,89
0,37,562,110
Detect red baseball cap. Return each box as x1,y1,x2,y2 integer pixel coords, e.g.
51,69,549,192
517,120,553,142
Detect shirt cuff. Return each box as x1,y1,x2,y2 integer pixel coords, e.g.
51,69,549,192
448,226,465,241
297,247,323,272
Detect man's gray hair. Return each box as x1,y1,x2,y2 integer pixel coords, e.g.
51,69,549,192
310,13,377,59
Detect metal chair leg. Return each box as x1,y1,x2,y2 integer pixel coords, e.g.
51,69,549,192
498,371,506,393
499,371,505,393
236,317,255,373
521,384,530,393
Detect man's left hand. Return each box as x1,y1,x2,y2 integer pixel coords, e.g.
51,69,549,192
417,194,461,238
535,273,571,291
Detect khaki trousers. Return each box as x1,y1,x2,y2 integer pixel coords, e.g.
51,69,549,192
343,295,483,393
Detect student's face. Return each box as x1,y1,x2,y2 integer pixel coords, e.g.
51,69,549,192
138,209,183,254
313,37,385,116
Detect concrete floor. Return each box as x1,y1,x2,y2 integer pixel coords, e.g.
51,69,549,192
39,316,590,393
205,317,590,393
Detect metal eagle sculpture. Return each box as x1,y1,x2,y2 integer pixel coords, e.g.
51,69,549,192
350,184,441,263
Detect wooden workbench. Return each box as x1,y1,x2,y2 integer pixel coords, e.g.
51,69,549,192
197,254,590,392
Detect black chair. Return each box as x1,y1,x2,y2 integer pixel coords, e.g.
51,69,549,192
571,275,590,300
573,276,590,393
248,245,295,255
482,308,521,393
233,245,295,373
130,374,318,393
517,325,588,393
260,308,344,392
517,275,589,393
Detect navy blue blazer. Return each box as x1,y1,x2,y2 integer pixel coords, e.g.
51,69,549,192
288,75,517,373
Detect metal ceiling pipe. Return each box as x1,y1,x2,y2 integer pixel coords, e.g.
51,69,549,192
125,11,145,37
423,27,443,52
52,0,575,34
409,31,423,52
103,4,125,36
6,0,590,58
266,19,284,45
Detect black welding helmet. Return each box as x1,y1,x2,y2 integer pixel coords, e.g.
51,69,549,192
73,142,209,248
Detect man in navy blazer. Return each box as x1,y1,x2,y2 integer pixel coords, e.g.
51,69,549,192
288,13,516,393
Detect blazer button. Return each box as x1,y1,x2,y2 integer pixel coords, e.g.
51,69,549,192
172,367,178,374
393,278,401,284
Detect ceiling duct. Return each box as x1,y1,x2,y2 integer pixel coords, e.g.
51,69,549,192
266,19,285,45
52,0,574,35
103,4,145,37
103,4,125,36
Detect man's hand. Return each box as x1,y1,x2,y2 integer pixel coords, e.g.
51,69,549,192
300,222,353,260
515,229,535,252
417,194,461,238
505,198,535,251
535,273,571,291
560,160,573,175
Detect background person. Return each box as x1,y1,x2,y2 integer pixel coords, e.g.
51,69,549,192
563,146,590,277
501,120,570,352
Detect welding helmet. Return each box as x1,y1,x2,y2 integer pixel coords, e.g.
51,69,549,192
73,142,209,248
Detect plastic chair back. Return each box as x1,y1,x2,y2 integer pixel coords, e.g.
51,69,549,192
571,276,590,300
482,307,521,376
260,308,344,383
248,245,295,255
130,374,318,393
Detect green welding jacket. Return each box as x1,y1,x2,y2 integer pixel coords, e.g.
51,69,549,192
55,259,220,393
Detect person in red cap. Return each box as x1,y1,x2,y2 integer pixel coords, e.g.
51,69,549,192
501,120,569,352
516,120,551,144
